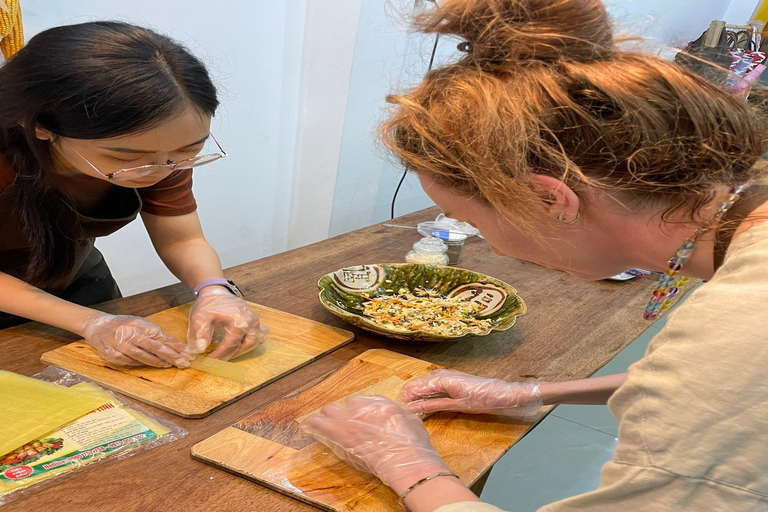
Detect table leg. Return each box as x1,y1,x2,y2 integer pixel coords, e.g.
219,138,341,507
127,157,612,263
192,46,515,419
470,467,492,496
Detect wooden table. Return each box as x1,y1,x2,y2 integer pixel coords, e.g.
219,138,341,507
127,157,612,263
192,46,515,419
0,207,662,511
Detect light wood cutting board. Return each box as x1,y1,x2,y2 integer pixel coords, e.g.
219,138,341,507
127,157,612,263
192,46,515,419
191,349,538,512
40,302,354,418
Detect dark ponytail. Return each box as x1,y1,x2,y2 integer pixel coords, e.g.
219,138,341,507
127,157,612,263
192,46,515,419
0,21,218,285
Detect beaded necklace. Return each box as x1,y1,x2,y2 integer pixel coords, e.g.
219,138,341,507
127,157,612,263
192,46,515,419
643,182,752,320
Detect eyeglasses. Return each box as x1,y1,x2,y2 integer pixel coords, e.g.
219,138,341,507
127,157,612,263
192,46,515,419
58,133,227,181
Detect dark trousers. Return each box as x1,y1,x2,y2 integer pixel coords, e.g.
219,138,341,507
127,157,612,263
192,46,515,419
0,250,122,330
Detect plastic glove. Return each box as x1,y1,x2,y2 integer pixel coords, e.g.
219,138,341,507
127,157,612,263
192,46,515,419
81,314,192,368
300,395,451,492
185,287,267,360
398,369,542,417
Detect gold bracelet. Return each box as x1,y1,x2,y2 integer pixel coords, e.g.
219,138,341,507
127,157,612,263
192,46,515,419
397,471,459,510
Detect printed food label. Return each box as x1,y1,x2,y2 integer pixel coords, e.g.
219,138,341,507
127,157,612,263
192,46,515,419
0,402,161,498
3,466,33,479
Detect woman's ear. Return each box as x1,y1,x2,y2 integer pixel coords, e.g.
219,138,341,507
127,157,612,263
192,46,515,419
34,124,55,141
527,174,581,223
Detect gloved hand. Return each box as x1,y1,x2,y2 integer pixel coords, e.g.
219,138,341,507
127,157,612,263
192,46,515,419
81,314,192,368
300,395,451,493
398,369,542,417
185,287,267,360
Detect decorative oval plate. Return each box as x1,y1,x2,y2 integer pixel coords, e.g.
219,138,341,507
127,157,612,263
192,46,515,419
317,263,527,341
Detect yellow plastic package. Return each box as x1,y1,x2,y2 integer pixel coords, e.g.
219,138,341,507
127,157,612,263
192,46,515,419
0,370,111,456
0,369,186,505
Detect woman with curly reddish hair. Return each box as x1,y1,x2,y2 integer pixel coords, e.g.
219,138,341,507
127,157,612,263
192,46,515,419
301,1,768,510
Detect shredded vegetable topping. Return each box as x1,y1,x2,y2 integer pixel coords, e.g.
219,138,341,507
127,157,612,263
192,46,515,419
362,288,492,336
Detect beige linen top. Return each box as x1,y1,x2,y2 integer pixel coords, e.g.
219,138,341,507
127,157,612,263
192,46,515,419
436,220,768,512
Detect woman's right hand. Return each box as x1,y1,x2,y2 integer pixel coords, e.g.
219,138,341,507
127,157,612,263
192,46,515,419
398,369,542,417
300,395,451,494
80,314,192,368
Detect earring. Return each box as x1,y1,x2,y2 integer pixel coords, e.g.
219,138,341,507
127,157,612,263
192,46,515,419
557,212,580,225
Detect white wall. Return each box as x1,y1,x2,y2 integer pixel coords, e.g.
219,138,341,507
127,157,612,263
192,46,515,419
725,0,761,24
17,0,760,297
329,1,443,237
604,0,754,47
286,0,362,248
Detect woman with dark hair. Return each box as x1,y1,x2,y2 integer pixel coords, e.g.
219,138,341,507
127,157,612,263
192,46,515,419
0,21,265,367
301,0,768,510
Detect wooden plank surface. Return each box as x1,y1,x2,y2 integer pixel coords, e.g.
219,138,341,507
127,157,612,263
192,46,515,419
40,302,354,417
0,207,673,512
192,349,536,512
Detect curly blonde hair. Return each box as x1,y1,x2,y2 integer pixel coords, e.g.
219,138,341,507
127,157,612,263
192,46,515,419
381,0,768,231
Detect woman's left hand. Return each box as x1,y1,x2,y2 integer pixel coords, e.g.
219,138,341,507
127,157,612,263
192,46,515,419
300,395,451,495
185,288,268,359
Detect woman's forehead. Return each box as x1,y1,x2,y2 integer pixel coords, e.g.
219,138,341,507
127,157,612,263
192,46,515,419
86,109,211,151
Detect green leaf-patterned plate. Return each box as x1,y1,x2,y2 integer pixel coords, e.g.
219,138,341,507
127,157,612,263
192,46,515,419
317,264,527,341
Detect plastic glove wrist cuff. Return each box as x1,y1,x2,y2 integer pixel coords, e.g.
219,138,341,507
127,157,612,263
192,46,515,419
397,471,459,510
192,278,244,299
